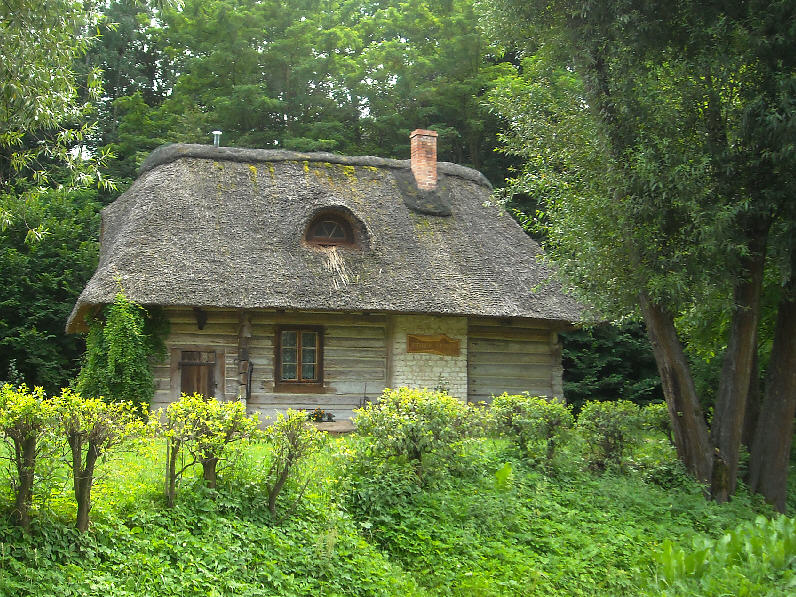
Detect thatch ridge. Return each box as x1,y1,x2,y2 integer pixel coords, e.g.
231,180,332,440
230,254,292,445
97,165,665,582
140,143,492,188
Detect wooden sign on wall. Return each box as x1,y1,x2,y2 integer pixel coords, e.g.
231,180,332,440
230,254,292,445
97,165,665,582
407,334,460,357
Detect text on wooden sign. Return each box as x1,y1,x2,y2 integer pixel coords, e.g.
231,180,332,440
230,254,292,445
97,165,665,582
406,334,460,356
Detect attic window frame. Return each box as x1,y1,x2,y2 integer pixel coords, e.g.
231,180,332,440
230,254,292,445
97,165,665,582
305,213,355,247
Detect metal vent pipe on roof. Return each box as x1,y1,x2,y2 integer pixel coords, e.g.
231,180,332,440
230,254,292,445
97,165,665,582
212,130,222,147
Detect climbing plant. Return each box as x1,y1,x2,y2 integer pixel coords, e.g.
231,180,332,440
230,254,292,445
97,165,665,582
76,292,166,407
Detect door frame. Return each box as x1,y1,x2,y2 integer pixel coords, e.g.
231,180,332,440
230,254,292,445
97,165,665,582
169,346,226,401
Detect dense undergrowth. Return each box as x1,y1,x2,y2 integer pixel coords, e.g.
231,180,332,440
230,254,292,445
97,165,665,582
1,392,794,596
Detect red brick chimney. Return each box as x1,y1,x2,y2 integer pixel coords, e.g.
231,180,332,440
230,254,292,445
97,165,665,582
410,129,438,190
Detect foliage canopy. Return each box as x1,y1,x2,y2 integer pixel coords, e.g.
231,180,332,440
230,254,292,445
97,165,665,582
482,0,796,507
1,0,113,234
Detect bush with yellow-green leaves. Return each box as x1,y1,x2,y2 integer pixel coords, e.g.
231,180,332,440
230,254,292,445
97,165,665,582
0,384,149,532
354,387,481,470
161,392,260,506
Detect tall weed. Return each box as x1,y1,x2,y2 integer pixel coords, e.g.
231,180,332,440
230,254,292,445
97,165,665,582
648,514,796,596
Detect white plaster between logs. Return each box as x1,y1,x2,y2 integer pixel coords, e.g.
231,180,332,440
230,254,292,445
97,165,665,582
389,314,468,399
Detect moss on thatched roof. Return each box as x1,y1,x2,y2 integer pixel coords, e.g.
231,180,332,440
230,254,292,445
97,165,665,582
67,144,582,332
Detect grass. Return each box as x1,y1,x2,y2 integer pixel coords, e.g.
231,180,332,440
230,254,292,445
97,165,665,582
0,432,793,596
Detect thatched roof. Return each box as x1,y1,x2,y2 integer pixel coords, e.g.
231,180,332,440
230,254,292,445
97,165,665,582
67,144,582,332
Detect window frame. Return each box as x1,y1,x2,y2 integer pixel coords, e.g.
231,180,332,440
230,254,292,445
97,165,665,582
305,214,355,247
274,326,324,392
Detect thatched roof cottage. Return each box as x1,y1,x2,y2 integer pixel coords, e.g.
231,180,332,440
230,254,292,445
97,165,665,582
68,131,581,419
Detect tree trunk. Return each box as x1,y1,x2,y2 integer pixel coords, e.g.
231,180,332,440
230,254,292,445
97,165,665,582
202,457,218,489
584,47,714,483
546,437,556,464
68,432,82,496
639,293,712,483
748,269,796,512
166,438,180,508
710,231,767,502
268,464,291,516
76,444,99,533
12,436,36,531
741,344,760,451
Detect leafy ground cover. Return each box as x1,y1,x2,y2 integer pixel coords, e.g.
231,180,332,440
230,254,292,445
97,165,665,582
343,435,794,596
0,427,793,596
0,439,420,596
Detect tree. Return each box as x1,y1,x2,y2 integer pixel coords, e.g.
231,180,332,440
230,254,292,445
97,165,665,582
82,0,177,184
55,390,146,531
264,409,322,517
1,0,113,231
482,0,795,507
748,250,796,512
486,43,715,482
0,189,100,392
560,322,662,412
0,384,55,531
162,393,259,497
87,0,518,187
350,0,516,181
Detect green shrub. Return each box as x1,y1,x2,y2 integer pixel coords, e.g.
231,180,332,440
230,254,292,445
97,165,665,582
161,393,260,502
55,390,148,531
264,409,323,518
464,400,493,438
344,456,421,526
648,515,796,596
0,384,55,530
639,459,694,490
643,401,673,444
491,393,574,463
577,400,642,471
0,430,782,595
354,388,472,467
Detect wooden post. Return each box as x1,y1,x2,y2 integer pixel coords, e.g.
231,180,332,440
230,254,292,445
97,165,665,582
550,331,564,400
238,311,252,405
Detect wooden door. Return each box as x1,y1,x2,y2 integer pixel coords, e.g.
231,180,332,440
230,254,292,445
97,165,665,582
180,350,216,398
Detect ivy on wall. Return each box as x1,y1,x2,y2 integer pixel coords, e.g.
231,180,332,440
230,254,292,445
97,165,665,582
76,292,167,407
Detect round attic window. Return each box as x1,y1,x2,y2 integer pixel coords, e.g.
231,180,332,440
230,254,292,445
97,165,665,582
306,214,354,247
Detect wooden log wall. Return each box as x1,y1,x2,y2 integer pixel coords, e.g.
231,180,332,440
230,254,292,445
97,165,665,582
153,309,566,417
152,308,240,410
152,308,387,421
246,311,387,421
466,318,562,403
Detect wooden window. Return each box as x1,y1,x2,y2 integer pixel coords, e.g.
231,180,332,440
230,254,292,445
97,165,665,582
179,350,217,397
275,327,323,391
306,215,354,247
